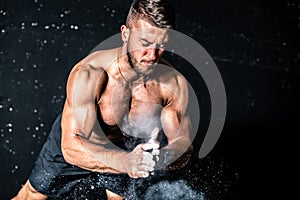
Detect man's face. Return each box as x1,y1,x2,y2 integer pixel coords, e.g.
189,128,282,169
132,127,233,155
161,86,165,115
125,20,169,76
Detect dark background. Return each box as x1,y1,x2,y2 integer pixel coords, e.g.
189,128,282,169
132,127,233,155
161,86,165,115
0,0,299,199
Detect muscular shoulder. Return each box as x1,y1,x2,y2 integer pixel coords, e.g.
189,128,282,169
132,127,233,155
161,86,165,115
65,49,116,101
68,48,118,84
80,48,118,71
67,64,106,89
155,61,188,93
153,61,189,108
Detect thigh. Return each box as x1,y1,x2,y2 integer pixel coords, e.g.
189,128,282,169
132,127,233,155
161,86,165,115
29,114,92,198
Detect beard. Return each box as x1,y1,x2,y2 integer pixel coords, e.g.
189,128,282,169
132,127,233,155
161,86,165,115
127,51,157,76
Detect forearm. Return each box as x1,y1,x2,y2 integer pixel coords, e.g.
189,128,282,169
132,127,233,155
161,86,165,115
156,139,193,171
62,134,128,173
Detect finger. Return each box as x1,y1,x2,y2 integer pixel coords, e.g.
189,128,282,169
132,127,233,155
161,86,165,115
152,149,160,156
128,174,139,179
136,171,150,178
138,164,154,173
141,153,156,166
133,144,146,152
137,161,155,172
142,142,160,151
148,127,160,144
150,127,160,150
142,151,153,160
152,142,159,150
140,159,155,169
140,143,156,151
151,127,160,141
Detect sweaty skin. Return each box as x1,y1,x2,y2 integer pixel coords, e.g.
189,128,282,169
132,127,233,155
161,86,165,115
12,20,192,200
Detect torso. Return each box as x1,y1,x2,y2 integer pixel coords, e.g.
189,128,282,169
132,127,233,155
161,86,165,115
99,75,165,138
62,48,178,148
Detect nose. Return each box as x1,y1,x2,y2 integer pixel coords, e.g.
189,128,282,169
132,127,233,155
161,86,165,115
146,47,157,61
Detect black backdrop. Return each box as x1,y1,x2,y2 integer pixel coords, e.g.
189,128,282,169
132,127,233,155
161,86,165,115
0,0,299,199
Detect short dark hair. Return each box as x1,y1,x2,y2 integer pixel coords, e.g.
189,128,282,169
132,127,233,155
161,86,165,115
126,0,176,29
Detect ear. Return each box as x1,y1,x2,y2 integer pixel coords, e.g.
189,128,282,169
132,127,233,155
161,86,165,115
121,25,129,43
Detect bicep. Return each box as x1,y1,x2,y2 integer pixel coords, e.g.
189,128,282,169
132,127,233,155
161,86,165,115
72,68,96,110
161,106,191,144
160,74,190,144
67,66,104,139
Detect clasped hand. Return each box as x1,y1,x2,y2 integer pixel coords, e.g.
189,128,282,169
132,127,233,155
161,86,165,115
124,127,160,178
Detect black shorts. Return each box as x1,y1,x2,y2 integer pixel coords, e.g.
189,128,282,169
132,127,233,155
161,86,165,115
29,114,130,199
28,114,172,199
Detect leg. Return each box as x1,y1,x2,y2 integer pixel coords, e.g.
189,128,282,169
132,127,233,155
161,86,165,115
12,180,47,200
106,189,124,200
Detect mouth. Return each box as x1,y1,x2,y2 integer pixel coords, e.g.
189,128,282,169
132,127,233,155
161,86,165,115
142,61,157,67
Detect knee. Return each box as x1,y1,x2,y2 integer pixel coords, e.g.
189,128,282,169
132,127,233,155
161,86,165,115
106,189,124,200
12,180,47,200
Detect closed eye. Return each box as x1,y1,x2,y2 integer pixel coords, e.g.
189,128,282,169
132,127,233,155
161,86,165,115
140,39,152,47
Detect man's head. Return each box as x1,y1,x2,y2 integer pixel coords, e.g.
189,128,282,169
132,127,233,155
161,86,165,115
121,0,175,75
126,0,175,30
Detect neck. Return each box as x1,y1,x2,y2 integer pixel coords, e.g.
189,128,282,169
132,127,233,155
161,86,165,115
117,47,139,82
